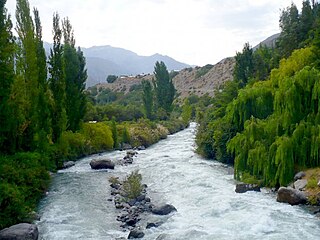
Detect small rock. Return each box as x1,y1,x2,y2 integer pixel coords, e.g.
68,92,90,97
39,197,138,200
294,171,306,181
122,143,132,150
137,146,146,150
318,180,320,187
62,161,75,169
136,194,146,202
126,150,137,157
146,221,163,229
152,204,177,215
128,228,144,239
294,179,308,190
277,187,307,205
0,223,39,240
90,159,115,170
235,183,260,193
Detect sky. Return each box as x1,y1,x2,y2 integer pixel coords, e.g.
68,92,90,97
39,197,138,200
6,0,303,66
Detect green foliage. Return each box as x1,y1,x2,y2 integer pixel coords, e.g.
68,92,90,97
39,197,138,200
0,153,50,229
106,75,118,83
153,61,176,113
181,98,192,124
306,177,318,189
111,118,118,148
233,42,254,87
81,122,114,153
48,12,67,142
195,64,213,79
122,170,143,200
142,80,153,119
0,0,15,153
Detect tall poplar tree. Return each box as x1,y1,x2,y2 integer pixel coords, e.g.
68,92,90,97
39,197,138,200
33,8,51,150
153,61,175,113
48,12,67,142
15,0,40,150
62,18,87,132
0,0,15,152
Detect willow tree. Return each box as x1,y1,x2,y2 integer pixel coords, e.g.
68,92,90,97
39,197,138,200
0,0,15,153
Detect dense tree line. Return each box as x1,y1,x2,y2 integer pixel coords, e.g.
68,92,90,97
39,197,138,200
0,0,89,228
196,0,320,187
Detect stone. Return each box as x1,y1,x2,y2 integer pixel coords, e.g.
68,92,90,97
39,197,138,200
121,143,132,150
156,234,169,240
294,171,306,181
128,228,144,239
277,187,307,205
318,180,320,187
136,194,146,202
151,204,177,215
126,150,137,157
89,159,115,170
0,223,39,240
235,183,260,193
137,146,146,150
294,179,308,190
62,161,75,169
146,221,163,229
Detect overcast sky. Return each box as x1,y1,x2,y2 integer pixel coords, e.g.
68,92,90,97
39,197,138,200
6,0,303,66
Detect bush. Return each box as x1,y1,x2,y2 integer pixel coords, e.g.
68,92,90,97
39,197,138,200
0,153,50,229
106,75,118,83
81,122,114,153
122,170,143,200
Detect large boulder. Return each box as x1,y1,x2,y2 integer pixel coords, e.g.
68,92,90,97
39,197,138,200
151,204,177,215
294,171,306,181
89,159,115,170
277,187,307,205
294,179,308,190
235,183,260,193
0,223,39,240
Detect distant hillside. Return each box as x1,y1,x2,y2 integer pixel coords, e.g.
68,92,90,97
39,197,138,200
93,57,235,102
253,33,280,50
82,45,190,87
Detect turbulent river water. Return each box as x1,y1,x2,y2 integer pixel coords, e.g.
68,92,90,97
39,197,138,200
37,123,320,239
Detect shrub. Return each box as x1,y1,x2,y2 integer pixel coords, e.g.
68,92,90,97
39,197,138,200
81,122,114,153
122,170,143,200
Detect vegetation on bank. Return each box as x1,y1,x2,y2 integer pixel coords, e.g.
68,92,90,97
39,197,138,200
196,0,320,188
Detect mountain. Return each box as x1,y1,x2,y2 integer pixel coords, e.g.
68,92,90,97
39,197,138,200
82,45,190,87
253,33,280,50
43,43,191,87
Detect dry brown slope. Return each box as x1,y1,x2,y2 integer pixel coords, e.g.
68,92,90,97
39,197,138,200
94,57,235,99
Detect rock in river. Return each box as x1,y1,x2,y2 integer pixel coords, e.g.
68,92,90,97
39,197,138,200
128,228,144,239
0,223,39,240
294,171,306,181
90,159,115,170
235,183,260,193
151,204,177,215
277,187,307,205
293,179,307,190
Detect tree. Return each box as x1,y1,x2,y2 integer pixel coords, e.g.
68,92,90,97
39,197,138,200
233,42,254,87
142,80,153,119
33,8,51,151
106,75,117,83
0,0,15,152
48,12,67,142
277,3,300,58
16,0,42,150
111,117,118,148
153,61,175,113
62,18,87,132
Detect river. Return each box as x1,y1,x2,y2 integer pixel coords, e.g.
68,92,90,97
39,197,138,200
37,123,320,239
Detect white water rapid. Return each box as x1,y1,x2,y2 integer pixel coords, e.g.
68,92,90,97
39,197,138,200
37,123,320,239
